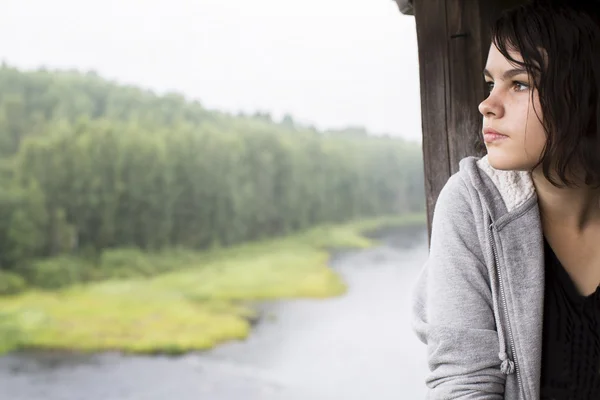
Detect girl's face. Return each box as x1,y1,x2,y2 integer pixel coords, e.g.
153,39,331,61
478,44,547,171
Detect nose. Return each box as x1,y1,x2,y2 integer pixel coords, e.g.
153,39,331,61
478,91,503,118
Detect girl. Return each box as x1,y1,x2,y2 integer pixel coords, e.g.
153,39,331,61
412,1,600,399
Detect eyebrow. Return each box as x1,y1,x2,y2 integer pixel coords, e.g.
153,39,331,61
483,68,528,80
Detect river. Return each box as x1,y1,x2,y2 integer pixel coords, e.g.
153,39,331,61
0,225,430,400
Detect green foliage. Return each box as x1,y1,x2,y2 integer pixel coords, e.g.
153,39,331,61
0,213,424,355
99,248,172,279
25,256,96,289
0,63,425,291
0,271,27,295
0,180,48,268
0,311,24,353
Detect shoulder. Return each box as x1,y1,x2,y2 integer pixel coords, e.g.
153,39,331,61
433,162,477,222
429,157,489,264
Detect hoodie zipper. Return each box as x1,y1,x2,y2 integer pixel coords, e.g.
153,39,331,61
490,224,526,399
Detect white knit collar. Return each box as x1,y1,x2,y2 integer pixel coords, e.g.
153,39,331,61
476,155,536,213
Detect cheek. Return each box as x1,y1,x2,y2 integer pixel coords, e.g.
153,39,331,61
522,125,546,162
487,99,547,171
523,102,546,154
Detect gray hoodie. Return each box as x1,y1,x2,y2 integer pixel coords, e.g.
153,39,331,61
411,154,545,400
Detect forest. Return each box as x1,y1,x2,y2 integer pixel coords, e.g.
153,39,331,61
0,63,425,296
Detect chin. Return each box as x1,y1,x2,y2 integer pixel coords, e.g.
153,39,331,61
486,149,531,171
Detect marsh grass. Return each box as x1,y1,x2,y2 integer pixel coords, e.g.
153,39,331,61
0,213,425,355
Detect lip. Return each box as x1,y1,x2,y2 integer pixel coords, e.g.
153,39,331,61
483,127,509,143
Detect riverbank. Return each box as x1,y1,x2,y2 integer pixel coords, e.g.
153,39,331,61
0,213,425,356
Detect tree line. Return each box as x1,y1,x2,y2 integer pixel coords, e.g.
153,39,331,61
0,63,425,292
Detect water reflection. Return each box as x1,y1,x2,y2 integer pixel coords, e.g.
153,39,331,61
0,226,430,400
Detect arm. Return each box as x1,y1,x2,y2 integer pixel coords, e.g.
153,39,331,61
411,174,506,399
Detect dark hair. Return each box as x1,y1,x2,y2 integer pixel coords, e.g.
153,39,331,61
490,0,600,188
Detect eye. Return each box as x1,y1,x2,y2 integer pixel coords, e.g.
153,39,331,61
485,81,494,93
513,81,530,92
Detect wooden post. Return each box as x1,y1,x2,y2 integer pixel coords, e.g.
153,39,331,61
405,0,524,244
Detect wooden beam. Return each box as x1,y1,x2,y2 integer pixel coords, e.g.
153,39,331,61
413,0,451,245
412,0,524,244
446,0,489,175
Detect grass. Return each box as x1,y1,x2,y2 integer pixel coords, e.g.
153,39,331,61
0,212,425,355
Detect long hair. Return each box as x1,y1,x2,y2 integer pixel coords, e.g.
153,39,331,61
490,0,600,188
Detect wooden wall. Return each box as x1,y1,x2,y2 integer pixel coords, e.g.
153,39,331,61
398,0,524,243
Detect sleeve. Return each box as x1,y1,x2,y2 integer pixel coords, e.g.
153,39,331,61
411,174,506,399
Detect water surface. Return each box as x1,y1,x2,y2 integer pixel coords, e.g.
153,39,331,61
0,226,430,400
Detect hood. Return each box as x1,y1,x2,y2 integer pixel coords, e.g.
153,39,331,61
461,155,536,219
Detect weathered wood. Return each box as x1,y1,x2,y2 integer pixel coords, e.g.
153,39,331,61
446,0,488,175
412,0,526,244
413,0,451,245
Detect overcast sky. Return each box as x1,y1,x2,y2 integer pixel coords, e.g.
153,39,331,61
0,0,423,142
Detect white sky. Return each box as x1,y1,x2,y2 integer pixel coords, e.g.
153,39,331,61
0,0,423,142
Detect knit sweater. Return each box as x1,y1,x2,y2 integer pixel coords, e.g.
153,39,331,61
540,236,600,399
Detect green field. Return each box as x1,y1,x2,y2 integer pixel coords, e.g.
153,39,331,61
0,213,425,356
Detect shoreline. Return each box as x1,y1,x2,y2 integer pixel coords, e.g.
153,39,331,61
0,213,426,357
